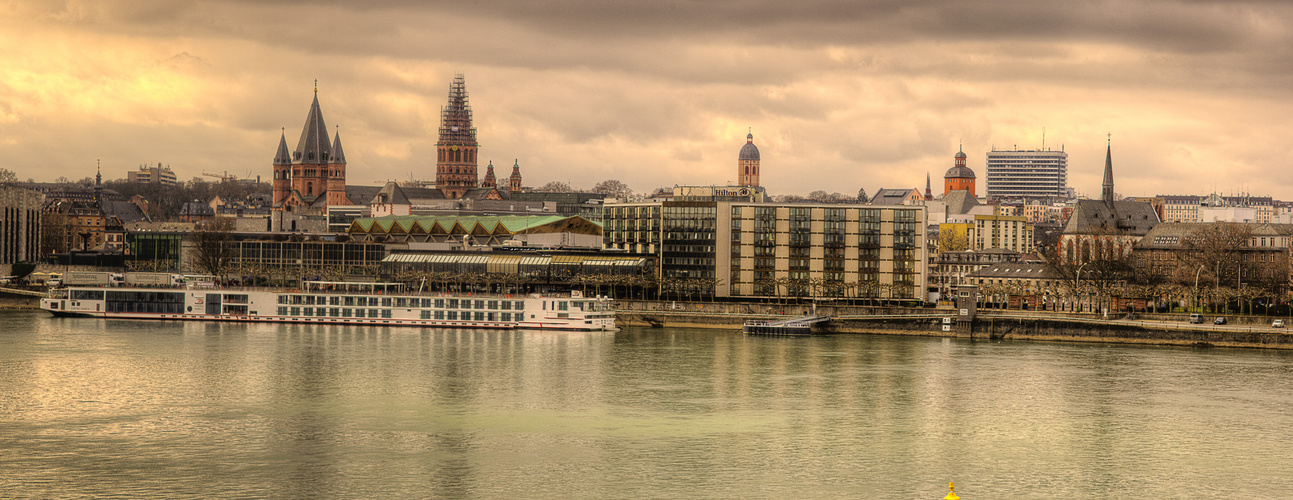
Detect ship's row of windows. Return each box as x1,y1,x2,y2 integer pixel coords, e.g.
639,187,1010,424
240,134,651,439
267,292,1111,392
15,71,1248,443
276,295,523,310
107,301,184,314
275,307,516,322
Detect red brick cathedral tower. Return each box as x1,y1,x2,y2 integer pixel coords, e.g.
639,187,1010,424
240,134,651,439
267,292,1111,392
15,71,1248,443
509,159,523,192
481,161,497,188
272,83,351,211
738,131,760,187
435,74,479,199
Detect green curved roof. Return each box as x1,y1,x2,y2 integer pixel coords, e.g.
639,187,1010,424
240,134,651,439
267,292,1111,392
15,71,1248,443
348,214,602,236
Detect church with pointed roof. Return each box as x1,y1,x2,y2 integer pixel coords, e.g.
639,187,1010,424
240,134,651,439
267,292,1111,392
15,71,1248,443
272,83,352,211
1057,137,1160,264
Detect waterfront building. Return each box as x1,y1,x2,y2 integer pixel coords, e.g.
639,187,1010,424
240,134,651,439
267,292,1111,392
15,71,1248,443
0,186,44,271
984,148,1068,200
1132,222,1293,290
965,261,1063,309
604,200,927,301
1057,140,1159,264
272,84,352,211
932,249,1022,301
737,132,761,187
43,168,147,257
127,163,179,186
944,146,976,196
435,75,479,199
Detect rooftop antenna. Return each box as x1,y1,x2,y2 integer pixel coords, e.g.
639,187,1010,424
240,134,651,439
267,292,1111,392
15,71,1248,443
1042,127,1046,150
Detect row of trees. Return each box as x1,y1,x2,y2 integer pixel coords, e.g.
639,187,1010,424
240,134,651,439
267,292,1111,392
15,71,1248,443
104,178,271,221
1033,222,1290,315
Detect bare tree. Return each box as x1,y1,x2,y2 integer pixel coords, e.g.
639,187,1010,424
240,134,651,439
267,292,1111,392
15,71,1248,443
591,180,633,199
191,218,236,278
539,181,573,192
856,188,869,204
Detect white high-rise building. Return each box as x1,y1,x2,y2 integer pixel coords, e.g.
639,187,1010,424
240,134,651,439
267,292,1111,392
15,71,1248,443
984,149,1068,200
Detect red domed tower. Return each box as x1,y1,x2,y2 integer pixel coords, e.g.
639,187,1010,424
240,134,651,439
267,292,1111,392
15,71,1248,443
738,131,760,187
944,145,976,196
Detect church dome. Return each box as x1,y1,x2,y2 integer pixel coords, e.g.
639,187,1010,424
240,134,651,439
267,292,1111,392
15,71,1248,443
945,165,976,179
739,133,760,161
955,150,967,159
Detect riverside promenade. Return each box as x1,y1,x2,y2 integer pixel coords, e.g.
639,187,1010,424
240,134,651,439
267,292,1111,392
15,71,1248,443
614,300,1293,349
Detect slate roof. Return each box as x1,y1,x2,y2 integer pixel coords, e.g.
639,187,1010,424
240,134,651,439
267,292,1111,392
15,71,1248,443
871,188,920,206
370,182,410,205
944,165,976,179
967,261,1060,280
1062,199,1160,237
102,200,149,223
1135,222,1293,249
345,185,446,207
293,93,331,164
739,133,760,161
273,133,292,166
943,189,980,215
329,130,346,164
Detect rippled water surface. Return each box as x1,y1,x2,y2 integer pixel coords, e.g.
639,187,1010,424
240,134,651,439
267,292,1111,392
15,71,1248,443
3,311,1293,498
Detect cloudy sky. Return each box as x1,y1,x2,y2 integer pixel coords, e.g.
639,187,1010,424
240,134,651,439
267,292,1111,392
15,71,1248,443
2,0,1291,199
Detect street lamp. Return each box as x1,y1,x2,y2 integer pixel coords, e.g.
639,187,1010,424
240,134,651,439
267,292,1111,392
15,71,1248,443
1194,264,1206,311
1076,261,1088,312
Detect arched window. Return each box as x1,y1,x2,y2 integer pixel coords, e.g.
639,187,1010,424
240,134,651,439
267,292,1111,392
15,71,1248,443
307,182,313,196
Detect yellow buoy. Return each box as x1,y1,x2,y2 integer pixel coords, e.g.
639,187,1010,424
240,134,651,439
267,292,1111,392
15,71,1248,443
944,481,960,500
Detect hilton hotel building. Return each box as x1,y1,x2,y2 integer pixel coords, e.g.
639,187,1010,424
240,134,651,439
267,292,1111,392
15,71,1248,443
604,188,927,301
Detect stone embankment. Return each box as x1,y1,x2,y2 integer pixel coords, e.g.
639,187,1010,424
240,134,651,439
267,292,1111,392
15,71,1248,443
615,300,1293,349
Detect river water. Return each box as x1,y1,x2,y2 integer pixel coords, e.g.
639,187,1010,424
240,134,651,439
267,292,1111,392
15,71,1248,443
2,311,1292,498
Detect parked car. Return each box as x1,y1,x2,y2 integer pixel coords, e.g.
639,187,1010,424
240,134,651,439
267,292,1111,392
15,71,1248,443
1214,317,1227,325
1273,320,1285,328
1189,314,1204,324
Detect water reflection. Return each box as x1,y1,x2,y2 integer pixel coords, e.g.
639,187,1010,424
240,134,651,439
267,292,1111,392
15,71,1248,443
3,312,1293,498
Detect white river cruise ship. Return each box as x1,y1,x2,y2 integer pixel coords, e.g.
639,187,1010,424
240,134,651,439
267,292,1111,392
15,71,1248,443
40,280,616,331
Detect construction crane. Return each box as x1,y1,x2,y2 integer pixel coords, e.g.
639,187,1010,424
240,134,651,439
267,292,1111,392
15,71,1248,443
202,170,239,182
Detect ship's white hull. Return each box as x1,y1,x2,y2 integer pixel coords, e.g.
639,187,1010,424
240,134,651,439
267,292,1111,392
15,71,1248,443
41,286,616,332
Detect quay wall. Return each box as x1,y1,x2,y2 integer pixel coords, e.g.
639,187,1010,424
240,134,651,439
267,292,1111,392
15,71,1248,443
615,301,1293,349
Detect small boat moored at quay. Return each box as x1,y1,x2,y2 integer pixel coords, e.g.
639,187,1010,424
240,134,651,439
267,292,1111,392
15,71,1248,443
40,279,615,331
743,315,831,335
